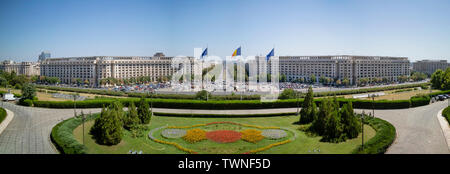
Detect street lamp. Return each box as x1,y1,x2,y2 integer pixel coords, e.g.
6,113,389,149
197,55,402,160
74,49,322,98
371,94,375,118
296,91,300,117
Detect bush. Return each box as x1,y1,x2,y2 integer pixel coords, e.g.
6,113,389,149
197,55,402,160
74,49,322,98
410,95,430,107
443,106,450,125
352,116,396,154
0,107,6,124
51,114,98,154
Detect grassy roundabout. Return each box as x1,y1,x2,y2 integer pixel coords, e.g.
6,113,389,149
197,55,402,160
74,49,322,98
63,114,380,154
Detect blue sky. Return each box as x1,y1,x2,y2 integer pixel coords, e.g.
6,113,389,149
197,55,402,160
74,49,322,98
1,0,449,62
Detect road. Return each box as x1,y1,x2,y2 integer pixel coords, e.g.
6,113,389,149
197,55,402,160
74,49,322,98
0,99,448,154
0,102,100,154
355,101,450,154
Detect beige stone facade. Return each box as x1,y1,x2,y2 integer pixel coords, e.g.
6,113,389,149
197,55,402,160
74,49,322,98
259,55,410,85
40,54,177,86
0,60,40,76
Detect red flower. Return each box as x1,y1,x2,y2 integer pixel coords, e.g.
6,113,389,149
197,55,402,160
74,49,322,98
206,130,242,143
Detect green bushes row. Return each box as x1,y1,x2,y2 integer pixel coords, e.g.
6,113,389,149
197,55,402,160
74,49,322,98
443,106,450,125
51,114,98,154
0,107,6,124
352,117,396,154
153,112,296,118
34,97,421,110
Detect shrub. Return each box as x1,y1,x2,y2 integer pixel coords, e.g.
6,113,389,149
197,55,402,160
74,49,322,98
410,95,430,107
182,128,206,143
352,116,396,154
443,106,450,125
0,107,6,124
51,114,98,154
240,129,264,143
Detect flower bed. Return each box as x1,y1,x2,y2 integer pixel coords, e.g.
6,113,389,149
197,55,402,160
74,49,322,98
241,129,264,143
261,129,287,140
206,130,242,143
182,128,207,143
149,121,295,154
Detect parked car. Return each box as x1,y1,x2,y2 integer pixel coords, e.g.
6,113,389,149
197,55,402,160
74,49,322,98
437,95,446,101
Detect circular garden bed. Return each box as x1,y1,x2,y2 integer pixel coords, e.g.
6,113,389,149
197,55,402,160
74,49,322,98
148,121,296,154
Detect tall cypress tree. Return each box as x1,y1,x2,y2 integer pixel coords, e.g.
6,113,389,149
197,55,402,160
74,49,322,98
123,101,140,130
137,97,151,124
299,86,315,124
340,102,361,139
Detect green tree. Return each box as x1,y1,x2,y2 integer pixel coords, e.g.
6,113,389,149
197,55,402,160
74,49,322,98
123,102,140,130
137,97,152,124
299,86,316,124
279,88,297,99
340,102,361,139
431,69,444,89
342,78,350,86
310,99,331,135
21,83,36,100
322,108,343,142
443,68,450,90
90,102,124,145
309,74,316,84
195,90,211,100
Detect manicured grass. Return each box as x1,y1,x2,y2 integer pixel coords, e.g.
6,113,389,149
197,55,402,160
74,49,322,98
73,115,376,154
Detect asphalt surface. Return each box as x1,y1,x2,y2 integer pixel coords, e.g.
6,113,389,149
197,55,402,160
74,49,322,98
355,100,450,154
0,102,100,154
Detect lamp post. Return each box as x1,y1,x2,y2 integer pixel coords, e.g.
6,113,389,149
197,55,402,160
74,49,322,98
361,111,365,151
296,91,300,117
371,94,375,118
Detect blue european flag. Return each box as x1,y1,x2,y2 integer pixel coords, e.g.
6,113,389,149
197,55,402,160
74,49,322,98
266,48,274,61
201,48,208,58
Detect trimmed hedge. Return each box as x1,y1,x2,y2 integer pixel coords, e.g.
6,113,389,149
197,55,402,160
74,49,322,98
352,117,396,154
0,107,6,124
443,106,450,125
153,112,296,118
34,97,415,110
51,114,98,154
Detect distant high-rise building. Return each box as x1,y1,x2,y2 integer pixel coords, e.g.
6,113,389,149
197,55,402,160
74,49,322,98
413,59,450,75
38,51,51,61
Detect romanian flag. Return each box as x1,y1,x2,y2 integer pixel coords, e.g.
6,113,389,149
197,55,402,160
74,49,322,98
232,46,241,57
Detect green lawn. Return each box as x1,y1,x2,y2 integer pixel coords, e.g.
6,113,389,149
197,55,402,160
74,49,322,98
74,115,375,154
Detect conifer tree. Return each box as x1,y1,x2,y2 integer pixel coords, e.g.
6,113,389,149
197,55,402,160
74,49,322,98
340,102,361,139
137,97,152,124
123,101,140,130
299,86,316,124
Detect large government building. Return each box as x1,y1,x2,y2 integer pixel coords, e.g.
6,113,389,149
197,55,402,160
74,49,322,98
413,59,450,75
258,55,410,85
0,60,40,76
40,53,177,86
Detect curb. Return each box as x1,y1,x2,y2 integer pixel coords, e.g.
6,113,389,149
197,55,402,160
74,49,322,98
436,108,450,152
0,108,14,135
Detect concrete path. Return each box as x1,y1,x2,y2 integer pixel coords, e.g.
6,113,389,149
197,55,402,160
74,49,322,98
0,102,100,154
